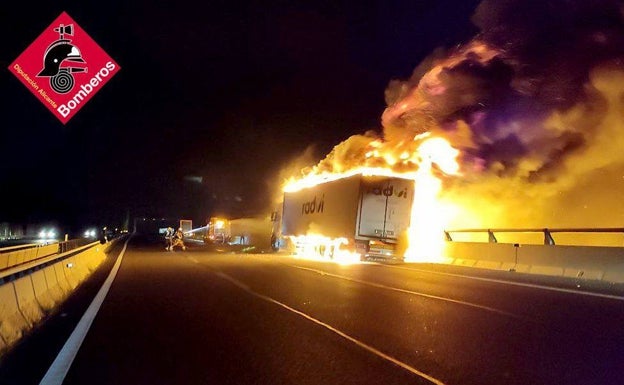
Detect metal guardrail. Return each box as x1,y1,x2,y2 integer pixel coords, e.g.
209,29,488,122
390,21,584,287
444,228,624,246
58,239,90,253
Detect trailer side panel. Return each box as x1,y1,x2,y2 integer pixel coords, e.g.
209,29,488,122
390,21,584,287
282,175,361,238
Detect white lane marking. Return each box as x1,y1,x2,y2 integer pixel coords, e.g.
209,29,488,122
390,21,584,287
39,235,133,385
215,270,447,385
216,271,250,290
255,253,624,302
188,256,199,264
282,263,522,319
381,264,624,301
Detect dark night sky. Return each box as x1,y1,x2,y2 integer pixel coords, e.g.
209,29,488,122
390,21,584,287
1,0,481,232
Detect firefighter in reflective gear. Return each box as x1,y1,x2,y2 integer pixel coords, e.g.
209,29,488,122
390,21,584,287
164,227,174,251
171,227,186,251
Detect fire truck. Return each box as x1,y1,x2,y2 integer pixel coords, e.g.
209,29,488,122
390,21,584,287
204,217,231,244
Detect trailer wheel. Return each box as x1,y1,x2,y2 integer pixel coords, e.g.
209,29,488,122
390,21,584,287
270,234,279,252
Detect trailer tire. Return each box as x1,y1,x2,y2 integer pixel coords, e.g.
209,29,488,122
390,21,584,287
271,234,279,252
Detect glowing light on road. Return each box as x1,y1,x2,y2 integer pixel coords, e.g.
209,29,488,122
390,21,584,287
288,234,361,265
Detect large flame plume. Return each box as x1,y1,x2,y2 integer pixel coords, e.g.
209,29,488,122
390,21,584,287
385,0,624,245
283,0,624,260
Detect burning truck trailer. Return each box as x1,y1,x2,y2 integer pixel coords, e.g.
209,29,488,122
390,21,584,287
279,173,415,261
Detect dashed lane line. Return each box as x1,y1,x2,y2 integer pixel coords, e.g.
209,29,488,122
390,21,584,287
214,270,447,385
251,254,624,302
282,263,523,319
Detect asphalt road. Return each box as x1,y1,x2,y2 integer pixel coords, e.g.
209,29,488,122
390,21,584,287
1,234,623,385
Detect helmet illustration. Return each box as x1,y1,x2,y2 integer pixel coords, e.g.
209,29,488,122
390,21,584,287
36,24,87,94
37,40,85,77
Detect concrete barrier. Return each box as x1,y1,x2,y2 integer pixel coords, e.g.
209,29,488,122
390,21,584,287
13,275,44,326
71,247,106,284
0,253,8,270
443,242,516,267
0,244,59,271
0,283,28,348
7,252,19,270
0,332,6,354
62,256,83,289
14,250,25,265
53,262,72,295
68,255,90,284
31,269,56,311
518,244,616,279
0,237,121,356
86,246,107,270
441,241,624,283
42,265,65,305
27,244,59,263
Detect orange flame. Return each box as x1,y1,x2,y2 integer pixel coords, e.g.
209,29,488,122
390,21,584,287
288,234,361,265
282,134,460,264
405,136,460,262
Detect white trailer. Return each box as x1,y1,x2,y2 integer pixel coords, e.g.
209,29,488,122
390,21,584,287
281,173,414,260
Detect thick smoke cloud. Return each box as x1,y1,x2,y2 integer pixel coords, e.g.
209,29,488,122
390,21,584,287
287,1,624,242
380,0,624,237
386,0,624,177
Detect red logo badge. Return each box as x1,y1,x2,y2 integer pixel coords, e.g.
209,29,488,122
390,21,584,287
8,12,120,124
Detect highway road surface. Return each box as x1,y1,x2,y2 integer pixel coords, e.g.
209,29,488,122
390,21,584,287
1,234,623,385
